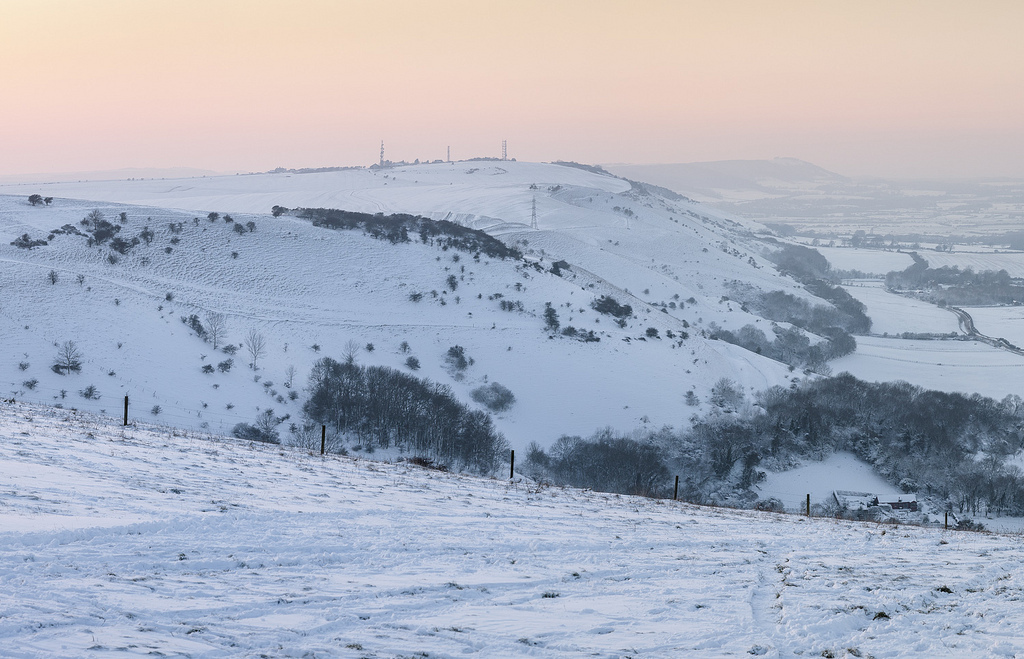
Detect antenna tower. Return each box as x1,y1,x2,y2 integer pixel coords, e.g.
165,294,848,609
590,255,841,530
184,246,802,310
447,145,451,163
379,141,385,168
501,140,507,161
531,196,538,229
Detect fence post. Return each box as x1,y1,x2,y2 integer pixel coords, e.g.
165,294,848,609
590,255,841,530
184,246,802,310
509,449,515,479
123,395,129,426
321,425,326,455
806,493,811,517
673,475,679,501
945,511,948,530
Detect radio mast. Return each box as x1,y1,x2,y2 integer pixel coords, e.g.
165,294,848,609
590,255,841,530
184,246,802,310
501,140,507,161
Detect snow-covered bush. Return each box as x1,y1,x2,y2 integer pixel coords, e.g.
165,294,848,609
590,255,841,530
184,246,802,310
471,382,516,412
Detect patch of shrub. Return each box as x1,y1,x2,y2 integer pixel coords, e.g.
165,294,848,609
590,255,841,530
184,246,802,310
471,382,516,412
11,233,47,249
591,295,632,319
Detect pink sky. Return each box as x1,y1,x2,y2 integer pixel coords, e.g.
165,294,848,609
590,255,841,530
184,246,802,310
2,0,1022,178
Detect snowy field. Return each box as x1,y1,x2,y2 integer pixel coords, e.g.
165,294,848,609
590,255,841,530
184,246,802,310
814,247,913,275
3,402,1024,658
831,337,1024,401
920,251,1024,279
840,283,960,336
965,306,1024,347
758,452,897,512
814,245,1024,279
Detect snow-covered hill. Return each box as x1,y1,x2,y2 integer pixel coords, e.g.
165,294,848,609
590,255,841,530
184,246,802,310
0,162,814,450
2,402,1022,658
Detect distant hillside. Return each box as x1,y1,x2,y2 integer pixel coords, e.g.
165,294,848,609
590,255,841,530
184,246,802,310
0,161,846,452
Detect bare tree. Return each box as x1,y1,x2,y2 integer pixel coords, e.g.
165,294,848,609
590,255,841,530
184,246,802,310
245,329,266,370
205,312,227,349
284,365,297,388
342,339,361,364
53,340,83,374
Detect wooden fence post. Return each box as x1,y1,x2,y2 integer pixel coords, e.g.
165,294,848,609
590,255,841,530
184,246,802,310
945,511,948,530
806,493,811,517
509,449,515,479
321,425,326,455
673,475,679,501
123,395,128,426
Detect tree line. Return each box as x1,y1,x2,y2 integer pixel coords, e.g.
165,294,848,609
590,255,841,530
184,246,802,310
292,208,522,260
886,252,1024,305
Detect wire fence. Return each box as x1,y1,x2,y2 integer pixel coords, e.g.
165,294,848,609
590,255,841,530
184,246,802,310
7,379,276,437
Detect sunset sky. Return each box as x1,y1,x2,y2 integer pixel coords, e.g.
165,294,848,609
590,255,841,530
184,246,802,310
2,0,1022,179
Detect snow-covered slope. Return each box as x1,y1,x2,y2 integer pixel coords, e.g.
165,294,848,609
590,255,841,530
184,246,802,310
2,402,1022,658
0,162,814,449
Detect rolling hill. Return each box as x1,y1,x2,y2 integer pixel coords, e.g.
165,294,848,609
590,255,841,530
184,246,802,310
0,161,827,452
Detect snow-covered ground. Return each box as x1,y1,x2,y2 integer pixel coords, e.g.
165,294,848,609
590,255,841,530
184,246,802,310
758,452,898,512
814,246,914,275
831,336,1024,401
0,162,805,451
921,251,1024,279
3,401,1024,658
841,283,961,336
965,306,1024,347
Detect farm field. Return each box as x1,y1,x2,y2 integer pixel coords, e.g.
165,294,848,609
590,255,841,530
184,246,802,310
814,246,913,275
841,283,960,336
962,306,1024,348
831,336,1024,401
922,251,1024,278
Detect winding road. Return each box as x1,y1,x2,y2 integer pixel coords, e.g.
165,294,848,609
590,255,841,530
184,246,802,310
948,306,1024,356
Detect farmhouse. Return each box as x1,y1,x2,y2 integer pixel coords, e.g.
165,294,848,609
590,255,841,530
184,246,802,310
833,490,920,518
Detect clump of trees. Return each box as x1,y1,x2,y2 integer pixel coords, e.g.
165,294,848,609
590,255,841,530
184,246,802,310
302,357,508,472
591,295,633,319
297,208,522,260
674,373,1024,516
886,252,1024,305
524,429,670,497
760,245,872,334
711,322,853,371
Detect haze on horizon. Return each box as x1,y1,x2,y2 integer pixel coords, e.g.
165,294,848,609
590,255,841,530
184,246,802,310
2,0,1023,180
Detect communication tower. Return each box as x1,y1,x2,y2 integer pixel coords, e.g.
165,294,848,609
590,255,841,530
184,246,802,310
379,141,385,168
447,146,451,163
501,140,507,161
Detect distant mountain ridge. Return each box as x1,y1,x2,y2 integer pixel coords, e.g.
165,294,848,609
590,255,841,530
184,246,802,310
605,158,847,201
